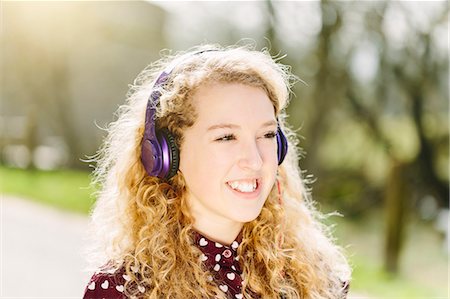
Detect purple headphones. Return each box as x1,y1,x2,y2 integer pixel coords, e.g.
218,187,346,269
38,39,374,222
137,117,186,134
141,51,288,180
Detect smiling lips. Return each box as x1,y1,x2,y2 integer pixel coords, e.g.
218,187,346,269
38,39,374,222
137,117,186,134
226,178,259,193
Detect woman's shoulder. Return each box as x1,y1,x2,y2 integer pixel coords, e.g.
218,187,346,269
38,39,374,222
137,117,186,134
83,266,128,299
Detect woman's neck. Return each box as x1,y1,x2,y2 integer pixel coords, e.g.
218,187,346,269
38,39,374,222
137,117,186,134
193,217,243,246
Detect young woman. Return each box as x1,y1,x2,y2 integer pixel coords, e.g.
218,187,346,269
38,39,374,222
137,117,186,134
83,45,351,299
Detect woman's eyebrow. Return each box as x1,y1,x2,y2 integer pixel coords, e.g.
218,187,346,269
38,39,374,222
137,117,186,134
206,120,277,131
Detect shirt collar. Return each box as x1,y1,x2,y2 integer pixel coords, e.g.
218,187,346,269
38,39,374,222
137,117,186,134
193,230,243,252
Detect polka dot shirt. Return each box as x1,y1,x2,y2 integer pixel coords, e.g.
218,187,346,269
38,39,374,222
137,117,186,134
82,231,244,299
82,231,350,299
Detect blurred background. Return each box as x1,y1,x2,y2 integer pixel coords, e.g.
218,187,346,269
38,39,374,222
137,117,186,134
0,1,448,298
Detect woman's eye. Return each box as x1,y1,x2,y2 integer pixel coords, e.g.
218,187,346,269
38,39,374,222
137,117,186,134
264,131,277,139
215,131,276,142
215,134,236,142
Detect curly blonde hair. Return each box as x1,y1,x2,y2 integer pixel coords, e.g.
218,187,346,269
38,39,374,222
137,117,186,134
86,44,351,298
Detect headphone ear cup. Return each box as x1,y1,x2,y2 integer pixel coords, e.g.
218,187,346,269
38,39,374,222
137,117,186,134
159,128,180,180
276,127,288,165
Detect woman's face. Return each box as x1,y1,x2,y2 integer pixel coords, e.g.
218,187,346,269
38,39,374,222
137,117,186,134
179,83,278,231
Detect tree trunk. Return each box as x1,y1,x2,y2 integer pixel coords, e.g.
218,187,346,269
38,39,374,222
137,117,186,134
384,160,409,273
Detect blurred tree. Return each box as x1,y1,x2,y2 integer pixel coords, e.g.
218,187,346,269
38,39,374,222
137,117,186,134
265,0,448,274
1,2,167,169
347,1,449,206
346,1,448,272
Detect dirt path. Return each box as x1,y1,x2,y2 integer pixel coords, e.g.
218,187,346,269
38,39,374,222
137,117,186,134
1,195,91,298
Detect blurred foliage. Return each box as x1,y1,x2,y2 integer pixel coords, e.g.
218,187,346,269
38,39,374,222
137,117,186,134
1,1,167,168
261,0,449,273
271,1,449,213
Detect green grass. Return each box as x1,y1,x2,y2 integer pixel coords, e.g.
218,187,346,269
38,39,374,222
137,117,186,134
350,256,444,298
0,165,95,214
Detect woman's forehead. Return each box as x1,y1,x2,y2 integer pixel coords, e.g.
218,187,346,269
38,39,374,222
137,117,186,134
191,83,276,127
193,83,274,118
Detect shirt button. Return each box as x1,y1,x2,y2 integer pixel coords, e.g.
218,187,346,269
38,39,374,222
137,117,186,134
223,249,232,258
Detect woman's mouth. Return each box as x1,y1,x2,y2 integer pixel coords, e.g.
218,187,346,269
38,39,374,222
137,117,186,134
225,178,261,198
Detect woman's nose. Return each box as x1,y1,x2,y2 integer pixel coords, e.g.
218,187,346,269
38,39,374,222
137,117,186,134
237,139,263,171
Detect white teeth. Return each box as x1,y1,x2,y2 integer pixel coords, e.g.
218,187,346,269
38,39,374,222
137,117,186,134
227,179,257,193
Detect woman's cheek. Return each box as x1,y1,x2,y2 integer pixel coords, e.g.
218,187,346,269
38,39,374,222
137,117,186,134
209,145,239,162
259,141,277,163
